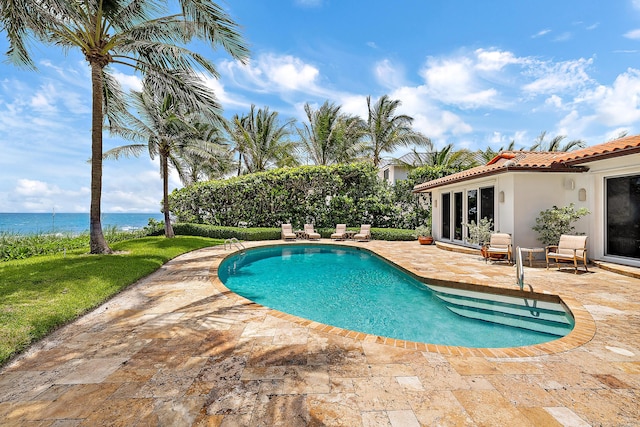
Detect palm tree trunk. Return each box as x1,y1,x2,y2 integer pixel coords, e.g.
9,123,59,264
161,154,175,238
89,63,112,254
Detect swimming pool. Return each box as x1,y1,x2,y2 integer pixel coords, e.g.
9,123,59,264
218,244,574,348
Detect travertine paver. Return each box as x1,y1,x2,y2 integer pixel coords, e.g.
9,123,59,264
1,240,639,426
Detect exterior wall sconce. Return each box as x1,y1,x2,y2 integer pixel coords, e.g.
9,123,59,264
434,199,438,208
564,178,575,190
578,188,587,201
499,191,505,203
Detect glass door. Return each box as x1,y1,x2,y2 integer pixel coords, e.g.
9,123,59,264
442,193,451,240
454,191,463,241
606,175,640,259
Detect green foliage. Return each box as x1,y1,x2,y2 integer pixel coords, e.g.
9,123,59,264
466,217,494,246
0,225,162,262
532,203,590,245
169,162,418,229
0,236,220,365
412,225,431,238
173,223,414,241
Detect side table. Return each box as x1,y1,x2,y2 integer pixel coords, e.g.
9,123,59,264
343,231,356,240
520,247,544,267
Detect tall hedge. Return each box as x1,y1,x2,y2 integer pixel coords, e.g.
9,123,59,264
169,162,429,229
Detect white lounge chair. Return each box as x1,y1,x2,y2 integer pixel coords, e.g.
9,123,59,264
330,224,347,240
304,224,321,240
281,223,296,241
354,224,371,242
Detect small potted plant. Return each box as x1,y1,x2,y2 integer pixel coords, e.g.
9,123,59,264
413,224,433,245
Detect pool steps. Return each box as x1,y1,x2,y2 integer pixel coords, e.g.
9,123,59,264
428,285,574,337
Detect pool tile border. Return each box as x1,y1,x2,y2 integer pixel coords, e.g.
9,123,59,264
210,242,596,358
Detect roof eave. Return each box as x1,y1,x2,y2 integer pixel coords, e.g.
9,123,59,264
412,165,589,193
562,146,640,165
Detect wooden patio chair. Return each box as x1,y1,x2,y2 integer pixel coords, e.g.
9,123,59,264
483,233,512,264
546,235,588,273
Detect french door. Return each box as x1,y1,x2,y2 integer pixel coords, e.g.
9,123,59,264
606,174,640,259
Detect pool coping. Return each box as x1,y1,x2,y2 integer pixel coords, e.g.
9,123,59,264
210,241,596,358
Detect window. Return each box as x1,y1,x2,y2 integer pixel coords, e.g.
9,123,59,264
454,191,463,240
480,187,495,227
383,168,390,182
442,193,451,239
606,174,640,259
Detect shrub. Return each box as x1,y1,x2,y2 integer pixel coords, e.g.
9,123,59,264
173,223,415,241
532,203,590,246
466,217,493,246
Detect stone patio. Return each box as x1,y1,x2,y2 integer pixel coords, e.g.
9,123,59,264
0,240,639,426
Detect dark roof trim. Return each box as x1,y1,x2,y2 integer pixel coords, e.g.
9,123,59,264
412,166,589,193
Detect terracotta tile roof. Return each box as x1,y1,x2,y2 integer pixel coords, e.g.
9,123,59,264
553,134,640,164
413,134,640,192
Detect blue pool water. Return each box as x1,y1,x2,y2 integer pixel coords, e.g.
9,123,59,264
219,245,574,348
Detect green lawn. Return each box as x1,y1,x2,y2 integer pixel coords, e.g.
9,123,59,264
0,236,222,366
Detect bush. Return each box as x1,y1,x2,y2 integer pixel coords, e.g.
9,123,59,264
532,203,590,246
466,217,493,246
173,223,415,241
173,224,281,240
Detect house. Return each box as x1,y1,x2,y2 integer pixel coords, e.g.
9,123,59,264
378,152,431,185
413,135,640,267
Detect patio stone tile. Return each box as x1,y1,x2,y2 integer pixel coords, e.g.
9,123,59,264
307,393,362,426
282,366,330,394
409,390,475,426
387,409,421,427
361,410,392,427
79,397,155,426
35,383,120,420
453,389,537,426
518,406,564,426
57,357,127,384
351,376,411,411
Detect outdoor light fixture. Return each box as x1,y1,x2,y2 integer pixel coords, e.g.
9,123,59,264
499,191,505,203
578,188,587,201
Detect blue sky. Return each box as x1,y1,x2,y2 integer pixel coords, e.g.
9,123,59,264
1,0,639,213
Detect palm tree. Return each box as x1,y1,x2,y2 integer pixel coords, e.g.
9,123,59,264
1,0,248,253
529,131,585,152
179,124,235,183
364,95,431,166
104,85,230,238
228,105,298,174
297,101,365,165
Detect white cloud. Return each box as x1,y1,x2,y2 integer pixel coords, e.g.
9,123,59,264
633,0,640,10
522,58,593,95
112,71,143,92
420,55,499,108
373,59,405,89
545,94,563,109
222,53,321,93
583,68,640,126
532,29,551,38
474,49,521,71
623,29,640,39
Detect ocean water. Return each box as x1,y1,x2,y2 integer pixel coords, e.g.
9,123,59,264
0,212,165,235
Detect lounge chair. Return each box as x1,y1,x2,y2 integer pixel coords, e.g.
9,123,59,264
330,224,347,240
281,223,296,241
483,233,512,264
304,224,321,240
546,235,588,273
354,224,371,242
